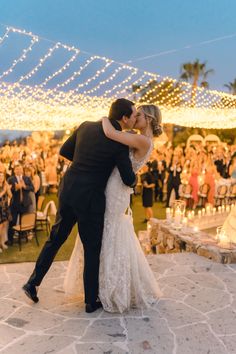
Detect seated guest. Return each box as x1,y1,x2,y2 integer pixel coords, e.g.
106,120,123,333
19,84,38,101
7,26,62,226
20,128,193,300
7,164,34,246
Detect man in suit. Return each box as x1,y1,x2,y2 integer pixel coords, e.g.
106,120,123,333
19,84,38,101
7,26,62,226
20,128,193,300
7,164,35,245
23,98,137,313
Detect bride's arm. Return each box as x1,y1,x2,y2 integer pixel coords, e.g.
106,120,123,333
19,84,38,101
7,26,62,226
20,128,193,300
102,117,150,150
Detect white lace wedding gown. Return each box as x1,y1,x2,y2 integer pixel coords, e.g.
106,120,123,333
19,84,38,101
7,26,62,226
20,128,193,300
64,141,162,312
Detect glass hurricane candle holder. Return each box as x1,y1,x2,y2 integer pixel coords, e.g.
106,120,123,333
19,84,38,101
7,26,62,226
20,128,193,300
172,200,186,227
216,226,232,249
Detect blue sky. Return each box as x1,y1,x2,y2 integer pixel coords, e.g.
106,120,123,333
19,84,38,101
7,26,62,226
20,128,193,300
0,0,236,91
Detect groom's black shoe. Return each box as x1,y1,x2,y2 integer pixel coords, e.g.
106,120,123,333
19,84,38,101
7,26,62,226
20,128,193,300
85,301,102,313
22,283,39,303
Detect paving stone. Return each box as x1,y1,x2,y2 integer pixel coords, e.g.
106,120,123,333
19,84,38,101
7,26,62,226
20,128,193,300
173,323,228,354
81,319,126,342
185,287,231,313
168,253,212,265
0,299,23,321
158,275,200,294
0,283,14,297
125,315,174,354
44,318,90,337
156,299,206,327
190,263,233,274
100,308,142,318
184,273,225,290
0,334,75,354
5,306,62,330
1,253,236,354
208,307,236,335
75,343,128,353
220,335,236,353
216,273,236,293
147,256,173,275
161,286,186,301
50,301,102,319
165,265,195,276
0,323,25,346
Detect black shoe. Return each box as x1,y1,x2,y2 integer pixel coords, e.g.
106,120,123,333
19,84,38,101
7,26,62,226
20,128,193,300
5,240,13,246
85,301,102,313
22,283,39,303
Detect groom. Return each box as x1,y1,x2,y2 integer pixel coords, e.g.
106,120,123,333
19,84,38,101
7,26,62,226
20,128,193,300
23,98,137,313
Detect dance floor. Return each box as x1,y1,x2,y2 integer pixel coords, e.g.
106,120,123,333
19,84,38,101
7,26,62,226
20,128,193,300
0,253,235,353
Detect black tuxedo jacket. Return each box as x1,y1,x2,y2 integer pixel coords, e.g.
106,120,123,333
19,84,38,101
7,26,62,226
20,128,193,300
59,120,136,214
7,175,34,213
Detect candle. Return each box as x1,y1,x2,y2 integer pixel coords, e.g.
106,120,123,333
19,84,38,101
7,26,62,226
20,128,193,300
202,208,205,216
193,226,199,232
174,208,181,225
182,217,188,227
226,205,230,213
191,210,195,218
198,210,202,218
206,206,211,215
218,230,229,246
166,207,171,222
212,207,216,215
218,206,222,213
222,205,225,213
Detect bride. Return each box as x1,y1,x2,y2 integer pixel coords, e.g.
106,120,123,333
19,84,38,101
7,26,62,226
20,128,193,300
64,104,163,313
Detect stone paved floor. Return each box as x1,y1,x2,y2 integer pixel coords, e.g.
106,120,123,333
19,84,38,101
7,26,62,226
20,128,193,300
0,253,236,354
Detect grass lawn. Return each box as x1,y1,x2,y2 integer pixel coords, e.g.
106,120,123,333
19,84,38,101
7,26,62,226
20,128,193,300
0,193,166,264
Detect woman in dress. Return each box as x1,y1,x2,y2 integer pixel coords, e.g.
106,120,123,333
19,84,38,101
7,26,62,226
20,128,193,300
64,104,163,313
0,172,12,252
140,163,155,222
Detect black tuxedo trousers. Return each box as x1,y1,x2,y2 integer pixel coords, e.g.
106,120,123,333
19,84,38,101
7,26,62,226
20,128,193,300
28,199,104,304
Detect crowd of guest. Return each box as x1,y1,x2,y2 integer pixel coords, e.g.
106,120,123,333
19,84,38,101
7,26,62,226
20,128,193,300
0,131,236,249
138,141,236,220
0,133,69,252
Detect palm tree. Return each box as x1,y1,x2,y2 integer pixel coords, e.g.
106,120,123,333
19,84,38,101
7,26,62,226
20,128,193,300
180,59,214,106
224,79,236,95
131,79,184,107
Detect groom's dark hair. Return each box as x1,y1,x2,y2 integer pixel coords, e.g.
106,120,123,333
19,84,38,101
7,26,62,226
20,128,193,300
108,98,135,121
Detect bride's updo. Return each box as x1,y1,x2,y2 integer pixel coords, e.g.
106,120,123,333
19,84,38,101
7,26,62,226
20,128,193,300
139,104,162,137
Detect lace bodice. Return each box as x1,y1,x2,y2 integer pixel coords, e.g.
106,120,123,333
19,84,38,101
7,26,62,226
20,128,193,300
129,139,154,173
104,140,154,218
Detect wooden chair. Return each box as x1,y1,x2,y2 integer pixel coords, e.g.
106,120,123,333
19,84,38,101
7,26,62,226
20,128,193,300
214,185,228,206
36,200,57,237
181,184,193,209
227,184,236,204
37,195,45,212
12,213,37,251
198,183,209,207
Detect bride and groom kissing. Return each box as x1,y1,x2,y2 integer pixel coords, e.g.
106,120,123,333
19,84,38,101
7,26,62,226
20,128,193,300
23,98,163,313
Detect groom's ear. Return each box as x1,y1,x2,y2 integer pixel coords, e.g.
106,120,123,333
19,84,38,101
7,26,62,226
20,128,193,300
121,115,129,124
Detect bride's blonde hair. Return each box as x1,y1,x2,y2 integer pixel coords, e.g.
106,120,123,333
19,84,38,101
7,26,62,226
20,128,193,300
138,104,162,137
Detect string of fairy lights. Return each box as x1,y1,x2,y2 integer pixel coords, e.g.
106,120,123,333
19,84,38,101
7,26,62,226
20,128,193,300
0,24,235,130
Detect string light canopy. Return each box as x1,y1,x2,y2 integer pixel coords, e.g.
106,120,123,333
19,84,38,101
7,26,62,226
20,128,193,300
0,25,235,131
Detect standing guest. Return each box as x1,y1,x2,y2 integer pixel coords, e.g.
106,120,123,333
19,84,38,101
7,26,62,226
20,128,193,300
166,155,182,207
31,166,41,205
141,163,155,222
189,163,199,209
204,164,216,205
229,156,236,180
7,164,34,246
45,152,58,193
24,166,36,213
0,172,12,252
